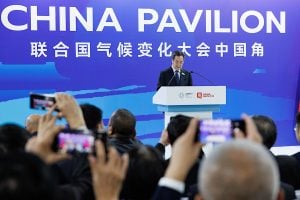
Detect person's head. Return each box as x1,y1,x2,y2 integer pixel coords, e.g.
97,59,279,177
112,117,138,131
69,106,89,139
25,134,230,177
80,103,104,133
199,140,280,200
25,114,41,134
0,152,55,200
121,145,165,200
0,123,30,155
167,115,192,145
295,112,300,142
171,50,185,71
252,115,277,149
108,109,136,138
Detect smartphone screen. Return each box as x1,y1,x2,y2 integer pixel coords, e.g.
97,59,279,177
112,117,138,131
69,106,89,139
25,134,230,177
57,132,95,154
30,93,56,110
199,119,245,143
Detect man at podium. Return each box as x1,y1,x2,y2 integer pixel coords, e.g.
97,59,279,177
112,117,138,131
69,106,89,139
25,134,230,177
157,50,193,90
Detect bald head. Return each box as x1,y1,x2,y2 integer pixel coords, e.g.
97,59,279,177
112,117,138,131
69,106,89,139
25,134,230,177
199,140,280,200
25,114,41,134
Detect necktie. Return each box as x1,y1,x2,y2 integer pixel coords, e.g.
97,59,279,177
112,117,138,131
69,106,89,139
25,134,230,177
175,70,180,85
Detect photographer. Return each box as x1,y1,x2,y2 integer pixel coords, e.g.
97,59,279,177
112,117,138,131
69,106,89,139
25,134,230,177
27,93,94,200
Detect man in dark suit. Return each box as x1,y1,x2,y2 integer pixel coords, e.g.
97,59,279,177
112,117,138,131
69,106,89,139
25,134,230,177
157,50,192,90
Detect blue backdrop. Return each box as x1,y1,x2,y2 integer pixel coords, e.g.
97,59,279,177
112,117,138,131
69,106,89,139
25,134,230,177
0,0,299,146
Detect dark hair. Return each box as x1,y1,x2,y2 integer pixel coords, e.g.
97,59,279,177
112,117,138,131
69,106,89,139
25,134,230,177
296,112,300,125
121,146,165,200
110,109,136,137
252,115,277,149
0,123,30,155
0,152,55,200
172,50,185,60
167,115,192,145
80,103,103,132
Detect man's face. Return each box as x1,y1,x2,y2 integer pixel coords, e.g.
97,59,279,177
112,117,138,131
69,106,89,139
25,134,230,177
172,55,184,70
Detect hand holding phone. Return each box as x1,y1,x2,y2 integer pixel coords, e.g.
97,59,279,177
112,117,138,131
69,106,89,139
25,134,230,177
30,93,56,110
199,119,245,143
53,130,95,154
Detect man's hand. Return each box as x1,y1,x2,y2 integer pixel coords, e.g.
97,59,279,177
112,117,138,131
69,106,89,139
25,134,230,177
26,107,69,164
55,93,87,130
159,129,170,146
234,113,262,144
89,141,129,200
165,118,202,181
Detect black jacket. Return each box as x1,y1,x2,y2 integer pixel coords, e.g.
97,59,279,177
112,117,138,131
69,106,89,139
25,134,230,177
157,67,192,90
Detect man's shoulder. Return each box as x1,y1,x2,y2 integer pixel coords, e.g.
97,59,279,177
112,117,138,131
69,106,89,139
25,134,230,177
160,67,172,74
181,69,190,74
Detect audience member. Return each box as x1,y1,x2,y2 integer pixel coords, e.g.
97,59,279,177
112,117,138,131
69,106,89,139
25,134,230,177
199,139,282,200
25,114,41,135
0,123,30,155
27,94,95,200
89,140,129,200
253,115,300,192
165,115,204,196
120,146,165,200
107,108,142,154
0,152,55,200
153,115,284,200
80,103,104,133
252,115,277,149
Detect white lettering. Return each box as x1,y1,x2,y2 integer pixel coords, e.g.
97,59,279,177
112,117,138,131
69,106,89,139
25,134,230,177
138,8,158,32
31,6,56,31
266,11,285,33
157,9,180,32
59,7,67,31
96,8,122,32
240,11,264,34
70,7,93,31
205,10,212,33
1,5,27,31
0,6,286,34
179,9,203,32
214,10,231,33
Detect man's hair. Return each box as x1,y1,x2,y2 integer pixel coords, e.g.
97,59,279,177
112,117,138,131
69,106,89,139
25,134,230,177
121,145,165,200
0,152,55,200
80,103,103,132
0,123,30,155
172,50,185,60
252,115,277,149
109,109,136,137
296,112,300,125
167,115,192,145
25,114,40,134
199,140,280,200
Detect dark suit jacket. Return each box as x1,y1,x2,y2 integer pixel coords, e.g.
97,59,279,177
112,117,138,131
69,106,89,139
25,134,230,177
157,67,192,90
152,186,182,200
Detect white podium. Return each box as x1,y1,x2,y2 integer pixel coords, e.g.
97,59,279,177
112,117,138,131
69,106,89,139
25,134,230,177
153,86,226,128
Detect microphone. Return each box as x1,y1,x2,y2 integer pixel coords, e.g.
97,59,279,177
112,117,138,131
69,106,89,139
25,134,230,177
167,72,177,86
190,70,215,85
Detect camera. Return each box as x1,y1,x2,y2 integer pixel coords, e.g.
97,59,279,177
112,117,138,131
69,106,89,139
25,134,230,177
52,129,95,154
199,119,245,143
30,93,56,110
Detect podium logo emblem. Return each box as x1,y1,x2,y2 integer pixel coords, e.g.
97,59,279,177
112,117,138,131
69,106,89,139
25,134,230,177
179,92,184,98
197,92,202,98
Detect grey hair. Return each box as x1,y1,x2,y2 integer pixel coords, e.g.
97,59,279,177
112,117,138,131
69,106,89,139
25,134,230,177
199,139,280,200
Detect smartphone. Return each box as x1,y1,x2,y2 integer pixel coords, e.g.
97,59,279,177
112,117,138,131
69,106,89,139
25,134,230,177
199,119,245,143
53,130,95,154
30,93,56,110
